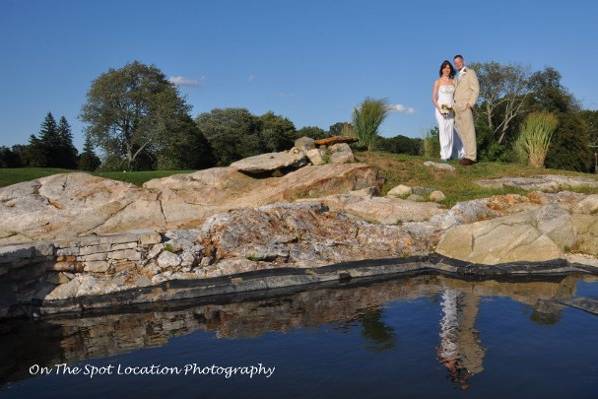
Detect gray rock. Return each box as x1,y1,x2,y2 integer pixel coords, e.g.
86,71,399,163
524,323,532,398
424,161,455,172
84,261,110,273
387,184,412,198
147,243,164,259
230,149,308,174
294,136,315,151
429,191,446,202
157,251,182,269
329,143,354,164
476,174,598,192
305,148,326,165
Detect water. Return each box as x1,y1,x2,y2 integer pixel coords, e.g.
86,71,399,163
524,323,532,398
1,273,597,398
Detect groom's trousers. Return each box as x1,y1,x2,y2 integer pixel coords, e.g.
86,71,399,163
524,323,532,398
455,108,477,161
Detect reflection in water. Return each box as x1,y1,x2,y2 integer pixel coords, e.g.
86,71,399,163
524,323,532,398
437,290,484,389
360,307,396,352
0,273,591,389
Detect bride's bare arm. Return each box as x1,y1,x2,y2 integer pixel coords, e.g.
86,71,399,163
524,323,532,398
432,80,440,111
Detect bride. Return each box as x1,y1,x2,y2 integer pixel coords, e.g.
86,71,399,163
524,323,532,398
432,60,464,160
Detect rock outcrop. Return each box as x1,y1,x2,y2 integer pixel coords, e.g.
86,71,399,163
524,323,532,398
0,163,380,245
1,147,598,319
476,175,598,192
229,147,308,174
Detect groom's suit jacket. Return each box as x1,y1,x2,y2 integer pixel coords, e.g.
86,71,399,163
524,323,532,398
454,67,480,112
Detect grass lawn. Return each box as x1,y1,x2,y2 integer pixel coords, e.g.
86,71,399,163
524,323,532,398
1,153,597,207
355,151,598,206
0,168,195,188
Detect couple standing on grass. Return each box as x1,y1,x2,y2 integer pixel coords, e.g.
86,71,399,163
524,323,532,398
432,54,480,166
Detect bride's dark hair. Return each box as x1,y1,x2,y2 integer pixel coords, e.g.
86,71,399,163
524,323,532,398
439,60,455,78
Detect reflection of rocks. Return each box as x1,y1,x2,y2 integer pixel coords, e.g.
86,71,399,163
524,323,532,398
0,273,586,386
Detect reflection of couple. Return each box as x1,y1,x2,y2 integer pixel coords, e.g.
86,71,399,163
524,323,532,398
437,288,485,390
432,54,479,166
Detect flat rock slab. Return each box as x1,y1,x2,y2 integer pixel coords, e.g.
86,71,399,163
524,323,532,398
314,136,358,146
229,149,307,174
476,174,598,192
424,161,456,172
298,191,444,224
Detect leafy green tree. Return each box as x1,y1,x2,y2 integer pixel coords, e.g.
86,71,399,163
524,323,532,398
258,111,296,152
294,126,328,140
157,114,216,169
527,67,593,171
352,98,389,151
78,134,101,171
81,61,202,170
195,108,263,165
328,122,349,136
376,134,422,155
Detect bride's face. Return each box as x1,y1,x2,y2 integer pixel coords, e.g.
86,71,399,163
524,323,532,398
442,65,451,77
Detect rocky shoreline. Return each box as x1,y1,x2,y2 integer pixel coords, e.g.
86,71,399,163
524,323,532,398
1,139,597,319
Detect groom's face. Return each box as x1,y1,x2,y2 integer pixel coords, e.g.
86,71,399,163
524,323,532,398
454,57,464,71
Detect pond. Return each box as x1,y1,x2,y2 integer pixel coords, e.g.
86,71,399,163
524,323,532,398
1,273,597,398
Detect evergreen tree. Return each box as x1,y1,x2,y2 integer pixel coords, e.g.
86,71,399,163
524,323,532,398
26,134,46,166
36,112,61,167
57,116,79,168
78,134,101,171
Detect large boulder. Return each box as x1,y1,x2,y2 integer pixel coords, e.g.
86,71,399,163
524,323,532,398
329,143,355,164
229,148,308,174
294,136,315,151
436,208,564,265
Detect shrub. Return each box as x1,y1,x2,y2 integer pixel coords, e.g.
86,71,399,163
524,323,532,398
514,112,558,168
352,98,389,151
423,127,440,159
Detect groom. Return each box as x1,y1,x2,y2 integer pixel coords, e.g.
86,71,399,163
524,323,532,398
453,54,479,166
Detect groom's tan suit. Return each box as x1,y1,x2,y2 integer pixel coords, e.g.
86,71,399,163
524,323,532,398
454,67,480,161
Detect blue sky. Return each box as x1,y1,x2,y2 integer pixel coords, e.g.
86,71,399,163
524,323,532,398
1,0,597,150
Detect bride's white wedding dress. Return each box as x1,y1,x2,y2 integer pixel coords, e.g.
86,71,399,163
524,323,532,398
435,84,464,160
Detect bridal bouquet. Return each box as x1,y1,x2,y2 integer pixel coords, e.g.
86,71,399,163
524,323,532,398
440,104,454,117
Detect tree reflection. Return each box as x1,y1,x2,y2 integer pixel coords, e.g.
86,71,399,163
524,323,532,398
360,307,396,352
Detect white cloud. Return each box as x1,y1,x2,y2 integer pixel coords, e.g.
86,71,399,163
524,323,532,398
387,103,415,114
168,75,204,87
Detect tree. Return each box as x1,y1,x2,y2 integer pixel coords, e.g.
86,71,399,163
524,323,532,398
37,112,60,166
376,134,422,155
328,122,349,136
527,67,593,172
156,114,216,169
0,146,22,167
471,62,531,144
26,133,46,167
195,108,263,165
352,98,389,151
81,61,200,170
258,111,296,152
294,126,328,140
56,116,79,169
78,134,101,171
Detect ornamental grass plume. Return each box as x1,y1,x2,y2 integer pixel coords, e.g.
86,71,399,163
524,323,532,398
352,98,389,151
514,112,558,168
